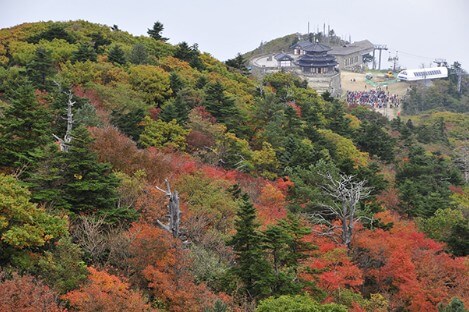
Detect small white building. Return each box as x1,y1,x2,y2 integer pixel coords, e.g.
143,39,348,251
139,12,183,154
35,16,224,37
274,53,294,67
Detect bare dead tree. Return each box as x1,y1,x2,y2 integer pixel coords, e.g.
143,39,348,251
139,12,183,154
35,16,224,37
71,215,131,268
52,82,75,152
71,215,108,263
155,179,181,239
454,143,469,183
312,173,372,251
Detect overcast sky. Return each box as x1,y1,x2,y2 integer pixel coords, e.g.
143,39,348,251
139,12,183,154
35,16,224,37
1,0,468,70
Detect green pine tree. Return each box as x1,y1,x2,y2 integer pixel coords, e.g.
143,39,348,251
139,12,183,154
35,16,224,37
61,126,120,214
26,46,55,89
228,193,273,300
147,21,168,41
110,108,145,141
72,42,97,63
107,45,127,65
0,82,51,170
169,72,185,94
129,44,148,65
262,214,311,296
225,53,249,75
29,126,123,222
203,81,242,132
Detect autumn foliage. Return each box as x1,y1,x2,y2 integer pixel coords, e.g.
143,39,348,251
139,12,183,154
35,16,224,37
300,232,363,295
63,267,152,312
0,20,467,312
354,211,469,311
127,223,232,312
0,273,65,312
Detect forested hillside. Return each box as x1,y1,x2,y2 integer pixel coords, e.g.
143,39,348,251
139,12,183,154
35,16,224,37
0,21,467,311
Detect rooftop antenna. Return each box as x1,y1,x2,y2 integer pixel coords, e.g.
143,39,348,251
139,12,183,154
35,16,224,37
308,21,310,35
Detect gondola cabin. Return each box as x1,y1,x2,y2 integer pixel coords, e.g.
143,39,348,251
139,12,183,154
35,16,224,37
397,67,448,81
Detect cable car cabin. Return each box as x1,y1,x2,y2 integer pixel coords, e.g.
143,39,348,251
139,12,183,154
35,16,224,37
397,67,448,81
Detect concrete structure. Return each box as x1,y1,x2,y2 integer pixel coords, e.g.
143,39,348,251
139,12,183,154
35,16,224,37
292,41,312,55
251,42,342,96
274,53,294,67
296,43,337,74
250,43,341,96
329,40,374,70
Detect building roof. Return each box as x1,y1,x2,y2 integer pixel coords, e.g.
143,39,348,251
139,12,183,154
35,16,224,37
292,41,313,49
329,40,374,56
296,53,337,68
275,53,294,61
302,43,332,53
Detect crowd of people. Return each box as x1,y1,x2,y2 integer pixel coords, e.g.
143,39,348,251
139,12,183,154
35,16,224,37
346,88,400,109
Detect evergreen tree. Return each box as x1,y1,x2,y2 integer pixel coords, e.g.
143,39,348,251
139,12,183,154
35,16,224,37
107,45,126,65
284,105,304,136
129,44,148,65
262,217,310,296
27,143,69,209
228,194,273,300
26,47,55,89
169,72,185,94
147,21,168,41
160,88,194,125
396,146,463,217
90,32,111,53
61,126,120,214
324,100,351,137
174,42,204,70
438,297,467,312
0,82,51,170
72,42,97,63
225,53,249,75
159,99,179,123
27,24,75,44
354,121,395,163
29,126,121,220
110,108,145,141
203,81,241,132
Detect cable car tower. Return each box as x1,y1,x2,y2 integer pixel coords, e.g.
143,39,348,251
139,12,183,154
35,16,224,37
372,44,388,70
388,51,399,71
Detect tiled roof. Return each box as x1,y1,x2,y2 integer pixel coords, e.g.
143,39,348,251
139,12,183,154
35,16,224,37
329,40,374,56
275,53,294,61
302,43,332,53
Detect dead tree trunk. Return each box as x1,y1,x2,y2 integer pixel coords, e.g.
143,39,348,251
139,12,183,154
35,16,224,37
155,179,181,238
313,173,372,251
53,83,75,152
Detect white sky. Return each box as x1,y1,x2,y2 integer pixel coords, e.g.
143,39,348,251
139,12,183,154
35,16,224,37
1,0,468,70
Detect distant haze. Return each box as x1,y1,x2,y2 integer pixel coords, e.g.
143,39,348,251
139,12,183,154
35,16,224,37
1,0,468,70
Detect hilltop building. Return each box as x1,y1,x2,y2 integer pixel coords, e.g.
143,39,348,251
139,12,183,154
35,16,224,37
296,43,338,74
251,41,341,96
250,38,374,96
274,53,294,67
329,40,374,70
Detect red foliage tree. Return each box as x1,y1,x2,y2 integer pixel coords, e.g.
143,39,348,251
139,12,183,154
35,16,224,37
63,267,152,312
89,126,173,183
127,223,232,312
0,273,65,312
256,183,288,226
300,232,363,297
354,211,469,311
